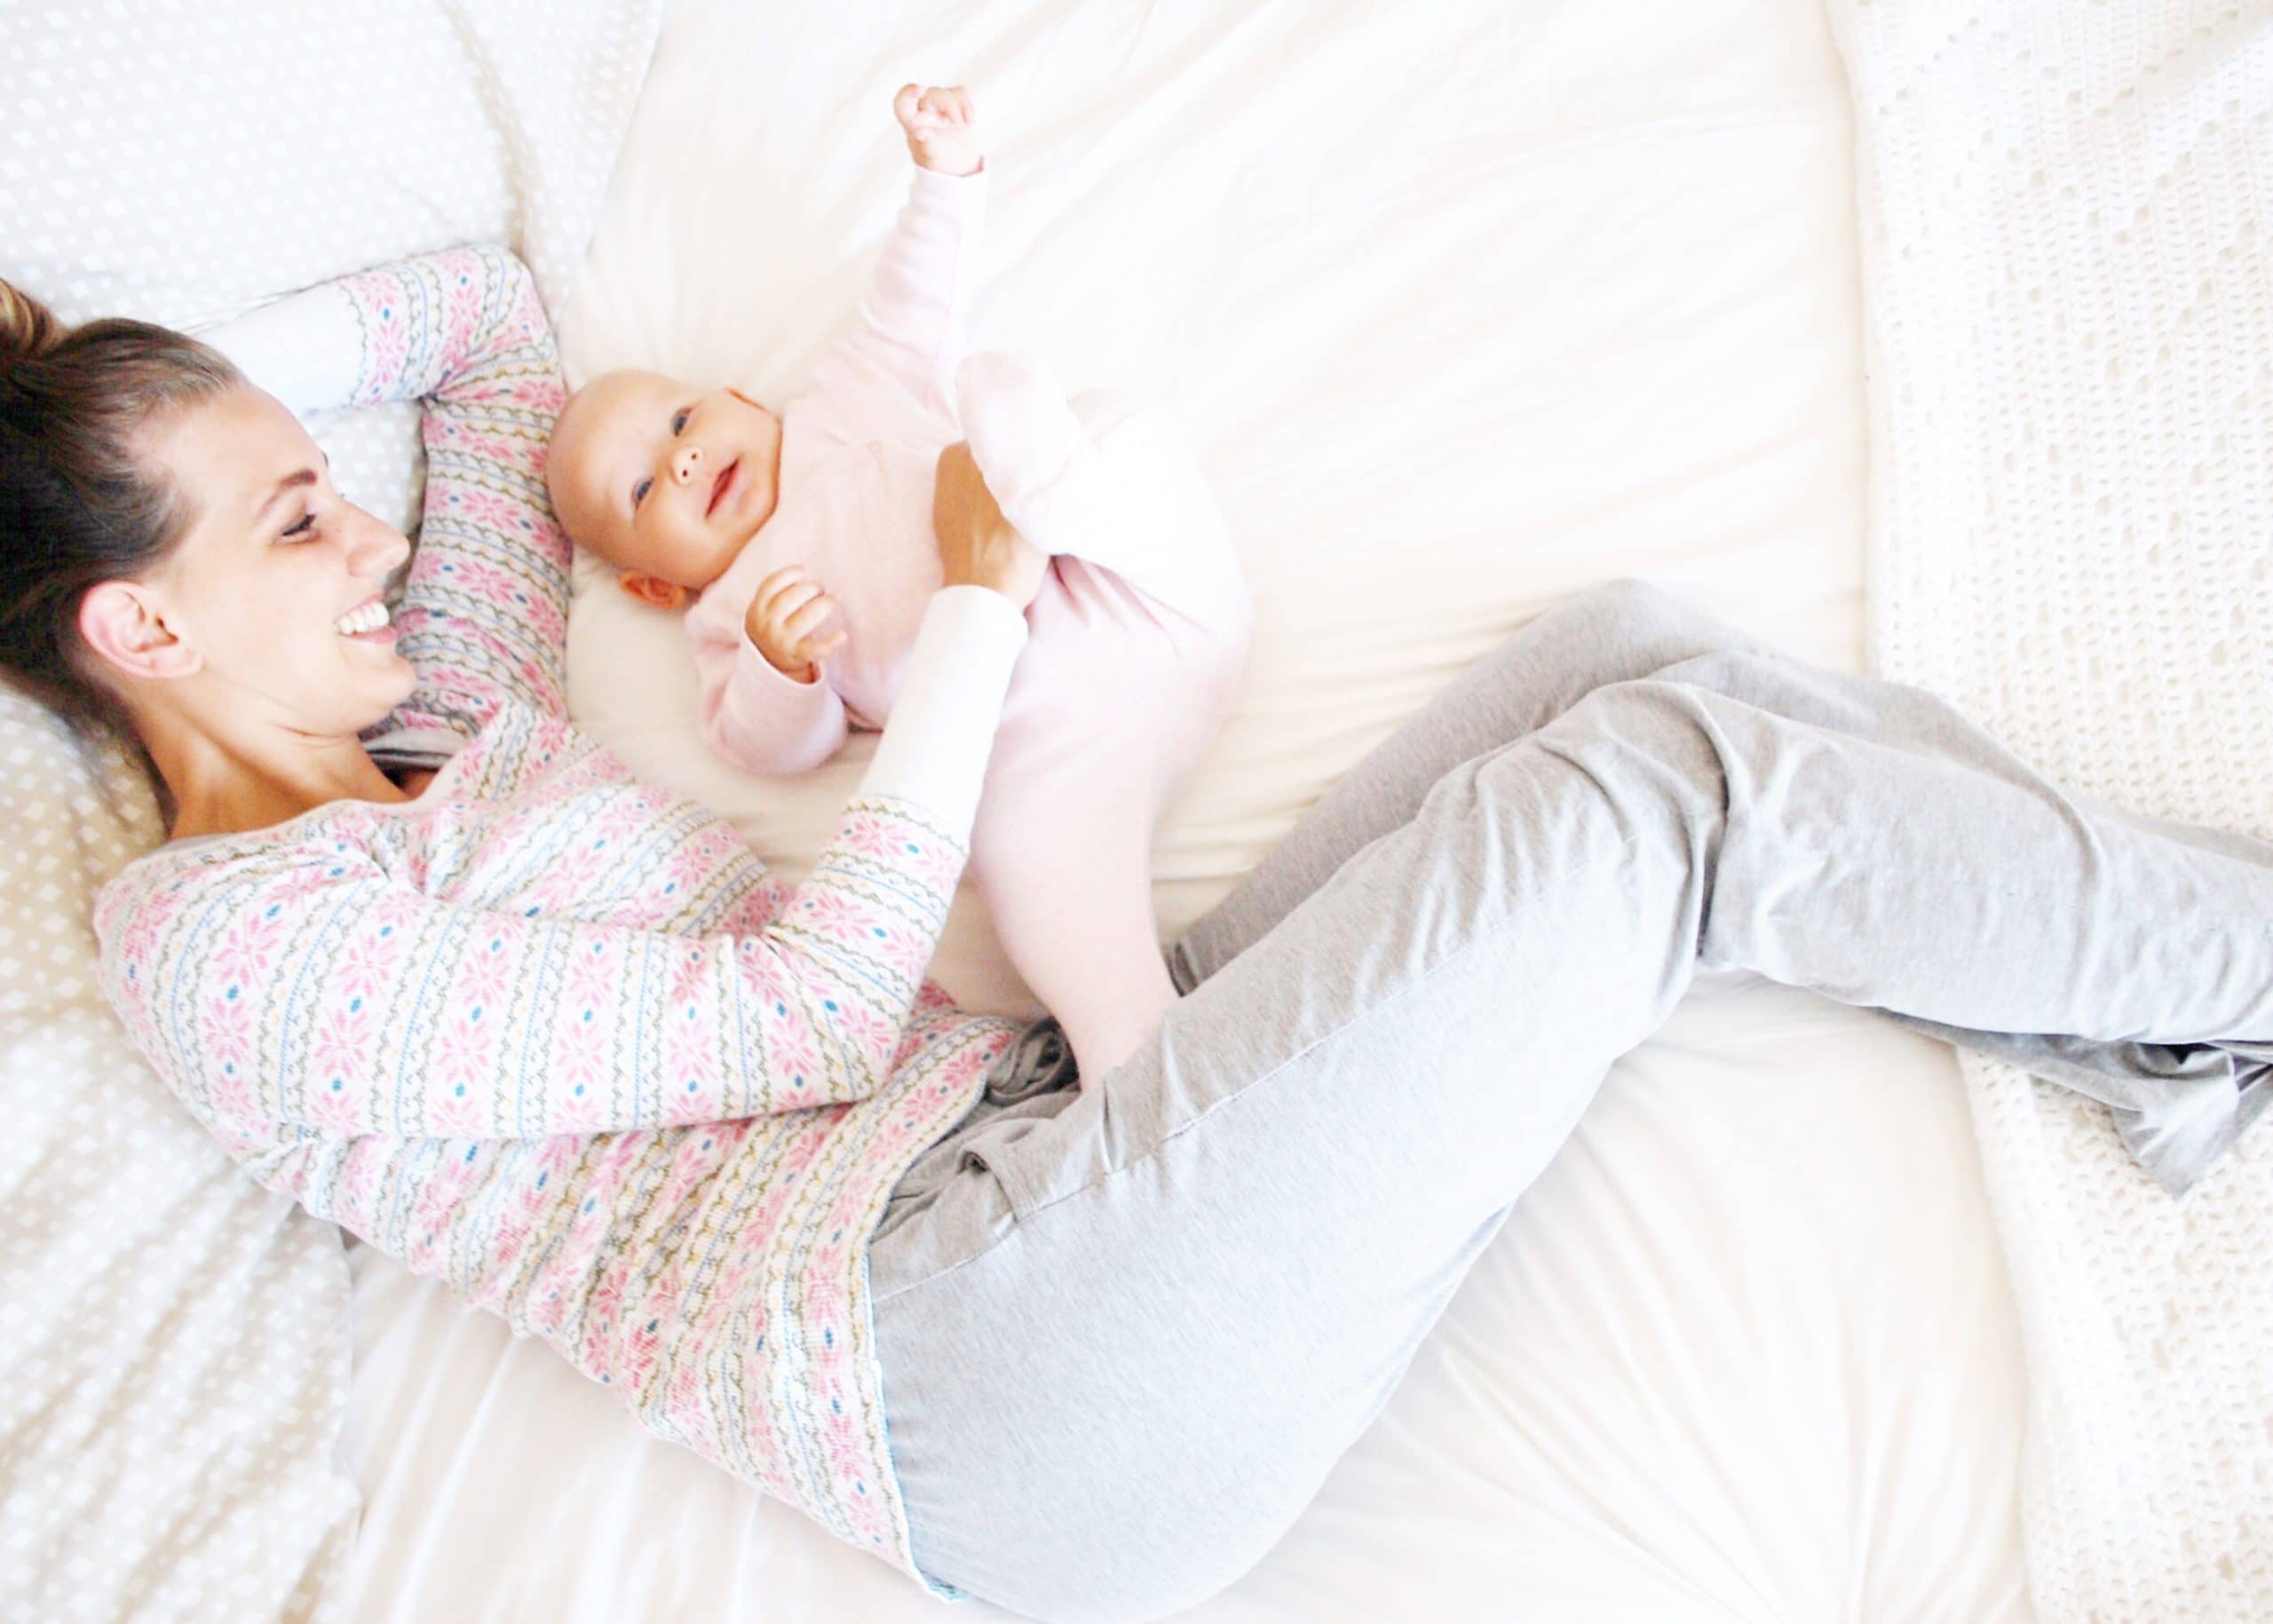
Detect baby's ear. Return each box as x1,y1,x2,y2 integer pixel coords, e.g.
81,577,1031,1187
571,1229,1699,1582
617,570,687,611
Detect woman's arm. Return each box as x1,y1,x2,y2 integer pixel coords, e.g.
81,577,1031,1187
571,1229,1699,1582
96,583,1031,1144
207,246,572,758
98,448,1037,1147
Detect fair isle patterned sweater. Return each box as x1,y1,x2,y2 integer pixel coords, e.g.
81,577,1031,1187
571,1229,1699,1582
90,247,1028,1595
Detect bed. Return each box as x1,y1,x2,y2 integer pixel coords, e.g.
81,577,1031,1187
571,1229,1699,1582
345,1,2037,1618
3,1,2041,1619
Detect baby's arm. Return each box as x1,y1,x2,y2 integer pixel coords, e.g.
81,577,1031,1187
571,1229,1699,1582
797,84,988,442
689,589,851,776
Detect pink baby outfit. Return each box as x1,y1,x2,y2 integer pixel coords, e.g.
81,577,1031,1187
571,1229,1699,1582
683,164,1253,1081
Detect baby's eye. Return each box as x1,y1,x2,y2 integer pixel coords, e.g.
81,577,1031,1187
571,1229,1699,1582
631,476,653,509
281,511,317,541
670,408,690,435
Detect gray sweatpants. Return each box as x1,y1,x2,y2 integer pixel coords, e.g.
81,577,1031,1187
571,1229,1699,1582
865,579,2273,1623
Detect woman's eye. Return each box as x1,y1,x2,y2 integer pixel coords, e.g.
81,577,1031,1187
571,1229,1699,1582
632,477,653,508
670,408,690,435
281,512,317,540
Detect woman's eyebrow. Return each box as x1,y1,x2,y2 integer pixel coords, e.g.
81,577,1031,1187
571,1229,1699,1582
254,467,319,522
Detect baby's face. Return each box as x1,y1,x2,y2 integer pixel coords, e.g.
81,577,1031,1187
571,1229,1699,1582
547,370,783,595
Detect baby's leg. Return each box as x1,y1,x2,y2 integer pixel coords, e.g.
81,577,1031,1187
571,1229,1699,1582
966,569,1233,1084
969,768,1181,1089
955,352,1250,638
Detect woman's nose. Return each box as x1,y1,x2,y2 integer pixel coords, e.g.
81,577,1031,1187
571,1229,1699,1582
672,443,705,484
348,513,411,579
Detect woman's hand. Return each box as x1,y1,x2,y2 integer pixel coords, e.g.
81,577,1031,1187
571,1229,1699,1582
933,441,1047,610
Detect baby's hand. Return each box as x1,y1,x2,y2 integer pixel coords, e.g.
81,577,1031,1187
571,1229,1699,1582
894,83,983,177
744,565,847,683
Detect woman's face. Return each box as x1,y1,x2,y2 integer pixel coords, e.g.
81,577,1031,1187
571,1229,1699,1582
119,383,416,735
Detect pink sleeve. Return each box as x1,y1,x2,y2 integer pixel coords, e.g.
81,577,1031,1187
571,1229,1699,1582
342,248,574,751
94,795,971,1143
796,166,988,446
688,606,851,776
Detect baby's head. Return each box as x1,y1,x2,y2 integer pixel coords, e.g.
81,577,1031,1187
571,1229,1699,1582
546,369,784,608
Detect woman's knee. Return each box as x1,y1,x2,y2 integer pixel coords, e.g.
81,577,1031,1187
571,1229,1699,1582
1548,677,1737,808
1564,575,1735,648
1581,574,1676,615
895,1335,1311,1624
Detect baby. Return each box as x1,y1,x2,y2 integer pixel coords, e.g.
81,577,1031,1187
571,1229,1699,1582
547,83,1252,1085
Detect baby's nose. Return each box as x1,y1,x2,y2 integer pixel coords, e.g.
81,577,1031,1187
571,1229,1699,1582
672,443,705,483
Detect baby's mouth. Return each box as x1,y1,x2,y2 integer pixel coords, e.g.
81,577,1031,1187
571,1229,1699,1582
708,458,740,518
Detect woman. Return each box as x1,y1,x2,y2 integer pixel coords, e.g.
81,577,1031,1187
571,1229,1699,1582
3,248,2265,1624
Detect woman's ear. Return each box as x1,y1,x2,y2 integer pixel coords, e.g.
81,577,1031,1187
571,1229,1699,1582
617,570,686,611
78,580,202,681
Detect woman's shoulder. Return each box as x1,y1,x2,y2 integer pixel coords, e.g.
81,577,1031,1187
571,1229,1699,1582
99,799,385,903
95,699,625,907
90,802,360,987
98,729,493,899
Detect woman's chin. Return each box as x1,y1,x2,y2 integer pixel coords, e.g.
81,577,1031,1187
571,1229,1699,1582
352,653,420,725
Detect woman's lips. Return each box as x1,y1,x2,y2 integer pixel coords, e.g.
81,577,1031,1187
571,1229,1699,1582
708,457,741,518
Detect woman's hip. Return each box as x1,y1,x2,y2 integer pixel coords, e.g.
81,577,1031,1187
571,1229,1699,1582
864,1002,1544,1620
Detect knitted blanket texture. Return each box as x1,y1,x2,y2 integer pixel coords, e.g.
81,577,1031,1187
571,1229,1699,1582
1828,3,2273,1617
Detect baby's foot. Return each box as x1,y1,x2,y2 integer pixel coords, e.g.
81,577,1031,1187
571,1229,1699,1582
956,352,1248,632
955,351,1099,533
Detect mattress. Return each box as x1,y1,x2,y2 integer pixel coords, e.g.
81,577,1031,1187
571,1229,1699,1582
335,0,2035,1617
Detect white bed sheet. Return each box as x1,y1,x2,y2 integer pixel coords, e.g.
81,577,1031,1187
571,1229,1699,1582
336,0,2034,1617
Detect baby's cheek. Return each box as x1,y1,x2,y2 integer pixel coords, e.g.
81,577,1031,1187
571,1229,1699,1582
607,522,661,574
603,498,673,579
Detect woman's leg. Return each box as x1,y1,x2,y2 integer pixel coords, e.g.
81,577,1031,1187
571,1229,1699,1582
1165,580,2271,1184
872,638,2273,1622
1165,577,1781,988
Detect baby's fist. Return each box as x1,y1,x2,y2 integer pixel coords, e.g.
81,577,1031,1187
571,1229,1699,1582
895,83,983,177
744,565,846,683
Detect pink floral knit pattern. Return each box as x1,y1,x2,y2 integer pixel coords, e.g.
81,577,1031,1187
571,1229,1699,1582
89,247,1018,1591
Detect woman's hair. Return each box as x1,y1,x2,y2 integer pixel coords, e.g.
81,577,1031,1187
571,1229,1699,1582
0,277,242,745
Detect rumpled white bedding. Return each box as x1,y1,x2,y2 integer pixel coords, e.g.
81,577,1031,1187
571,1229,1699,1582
335,0,2038,1619
1831,2,2273,1616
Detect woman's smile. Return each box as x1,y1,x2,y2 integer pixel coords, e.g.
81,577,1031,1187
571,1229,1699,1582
333,593,398,644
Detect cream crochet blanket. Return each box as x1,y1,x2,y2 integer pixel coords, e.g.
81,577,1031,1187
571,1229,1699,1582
1826,2,2273,1617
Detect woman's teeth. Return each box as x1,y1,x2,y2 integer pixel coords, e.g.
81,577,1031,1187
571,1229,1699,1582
335,600,392,637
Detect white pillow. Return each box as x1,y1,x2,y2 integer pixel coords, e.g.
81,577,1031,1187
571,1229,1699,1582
0,0,664,531
0,694,361,1623
0,6,662,1620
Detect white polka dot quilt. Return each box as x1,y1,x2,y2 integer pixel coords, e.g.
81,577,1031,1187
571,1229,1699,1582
0,4,661,1620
